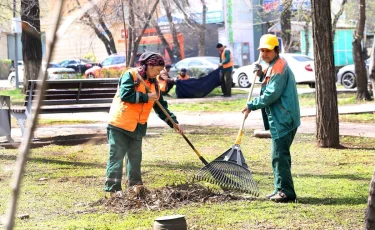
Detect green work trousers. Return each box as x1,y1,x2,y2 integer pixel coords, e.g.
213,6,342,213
220,70,233,97
104,127,143,192
271,128,297,199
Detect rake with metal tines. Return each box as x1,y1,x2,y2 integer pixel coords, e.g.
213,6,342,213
194,55,262,196
135,71,241,193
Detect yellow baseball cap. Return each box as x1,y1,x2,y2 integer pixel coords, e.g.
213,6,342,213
258,34,279,50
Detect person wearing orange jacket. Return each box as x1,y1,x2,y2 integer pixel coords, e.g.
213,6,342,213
105,52,183,197
157,64,175,97
177,68,190,80
216,43,234,97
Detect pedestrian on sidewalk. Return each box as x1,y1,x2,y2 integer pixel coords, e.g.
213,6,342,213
242,34,300,203
105,52,183,197
157,64,175,97
216,43,234,97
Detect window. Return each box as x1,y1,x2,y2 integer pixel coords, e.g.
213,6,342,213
68,60,77,65
112,56,126,65
206,57,220,65
101,57,113,66
189,60,204,66
175,59,190,68
291,55,313,62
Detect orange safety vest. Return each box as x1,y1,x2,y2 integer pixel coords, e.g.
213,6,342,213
178,74,190,80
221,48,234,69
108,68,159,132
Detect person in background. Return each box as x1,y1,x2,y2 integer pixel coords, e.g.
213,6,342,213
242,34,300,203
157,64,175,97
216,43,234,97
177,68,190,80
105,52,183,198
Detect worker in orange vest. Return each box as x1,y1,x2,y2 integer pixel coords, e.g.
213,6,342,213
157,64,175,97
216,43,234,97
177,68,190,80
105,52,183,198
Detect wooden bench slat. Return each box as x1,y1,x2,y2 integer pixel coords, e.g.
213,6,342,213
24,99,113,106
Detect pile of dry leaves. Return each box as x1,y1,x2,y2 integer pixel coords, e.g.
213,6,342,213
92,183,253,213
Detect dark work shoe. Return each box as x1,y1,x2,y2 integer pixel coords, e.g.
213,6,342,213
269,191,296,203
265,192,277,199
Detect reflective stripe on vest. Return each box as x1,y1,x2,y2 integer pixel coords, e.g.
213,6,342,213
221,48,234,69
108,68,159,132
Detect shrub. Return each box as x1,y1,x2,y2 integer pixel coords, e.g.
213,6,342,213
0,59,12,80
101,68,129,78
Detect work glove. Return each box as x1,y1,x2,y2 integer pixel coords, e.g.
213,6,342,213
253,64,263,77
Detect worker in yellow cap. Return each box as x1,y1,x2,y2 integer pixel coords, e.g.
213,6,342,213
242,34,301,203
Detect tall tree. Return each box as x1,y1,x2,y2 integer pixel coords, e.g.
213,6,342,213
311,0,340,147
280,0,292,52
75,0,117,55
162,0,182,62
21,0,42,89
352,0,371,100
197,0,207,56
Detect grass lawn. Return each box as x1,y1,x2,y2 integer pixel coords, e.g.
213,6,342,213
1,126,374,229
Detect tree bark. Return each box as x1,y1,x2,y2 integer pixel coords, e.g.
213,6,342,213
198,0,207,56
162,0,182,62
369,36,375,98
365,167,375,229
21,0,42,90
352,0,371,100
280,0,292,53
126,0,135,67
311,0,340,148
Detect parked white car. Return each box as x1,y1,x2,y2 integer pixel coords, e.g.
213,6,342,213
232,53,316,88
8,61,77,87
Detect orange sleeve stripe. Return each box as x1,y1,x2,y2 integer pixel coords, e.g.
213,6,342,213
271,58,287,75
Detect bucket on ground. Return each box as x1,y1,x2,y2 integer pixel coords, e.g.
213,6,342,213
154,214,187,230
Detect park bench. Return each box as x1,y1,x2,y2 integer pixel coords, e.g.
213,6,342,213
11,78,119,136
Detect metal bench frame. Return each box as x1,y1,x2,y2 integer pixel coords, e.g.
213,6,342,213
11,78,119,136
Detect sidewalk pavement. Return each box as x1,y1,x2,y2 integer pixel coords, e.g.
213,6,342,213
3,101,375,144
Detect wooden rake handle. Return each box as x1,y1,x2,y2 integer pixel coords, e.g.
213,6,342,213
235,54,262,145
135,72,209,165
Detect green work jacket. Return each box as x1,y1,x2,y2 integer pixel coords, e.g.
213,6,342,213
247,55,301,139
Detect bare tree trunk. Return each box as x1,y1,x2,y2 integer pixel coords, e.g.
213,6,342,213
311,0,340,148
162,0,182,62
120,0,127,59
365,167,375,229
303,15,310,55
129,0,160,66
126,0,135,67
21,0,42,90
353,0,371,101
280,0,292,53
153,20,173,60
332,0,347,40
369,36,375,98
198,0,207,56
75,0,117,55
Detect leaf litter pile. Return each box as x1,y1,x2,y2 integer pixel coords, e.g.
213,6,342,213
93,183,254,213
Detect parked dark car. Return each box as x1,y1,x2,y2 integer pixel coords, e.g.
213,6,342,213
59,59,98,74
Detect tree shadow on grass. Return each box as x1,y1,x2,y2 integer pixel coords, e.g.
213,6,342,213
297,196,368,206
0,154,104,168
143,161,201,171
255,171,369,181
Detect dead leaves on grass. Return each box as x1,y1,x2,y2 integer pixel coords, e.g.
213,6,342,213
92,183,253,213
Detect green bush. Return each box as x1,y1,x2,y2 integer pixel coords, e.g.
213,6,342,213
189,67,208,78
101,68,128,78
0,59,12,80
83,53,97,62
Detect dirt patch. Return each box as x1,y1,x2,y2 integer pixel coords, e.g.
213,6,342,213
92,183,254,213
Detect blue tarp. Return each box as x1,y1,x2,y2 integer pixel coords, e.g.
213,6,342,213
175,69,221,98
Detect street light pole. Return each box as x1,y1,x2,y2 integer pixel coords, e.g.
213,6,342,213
13,0,19,89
